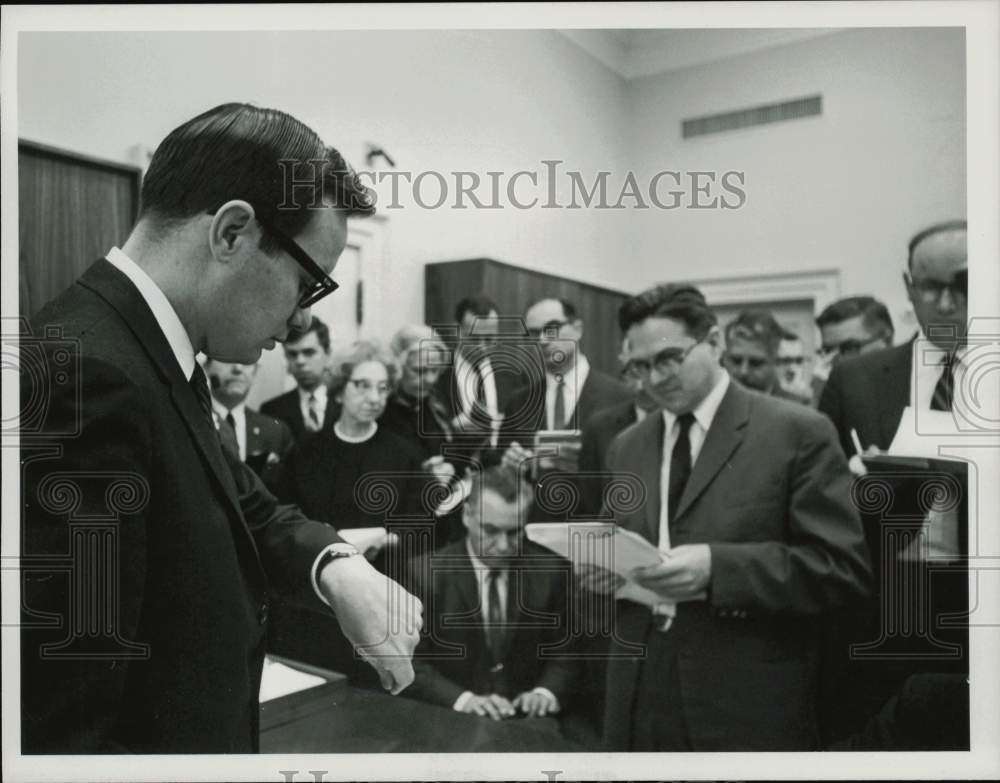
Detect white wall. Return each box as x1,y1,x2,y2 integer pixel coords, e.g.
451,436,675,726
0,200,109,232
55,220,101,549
624,27,966,341
18,29,629,335
18,27,965,359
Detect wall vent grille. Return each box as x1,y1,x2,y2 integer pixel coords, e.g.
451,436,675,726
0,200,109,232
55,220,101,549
682,94,822,139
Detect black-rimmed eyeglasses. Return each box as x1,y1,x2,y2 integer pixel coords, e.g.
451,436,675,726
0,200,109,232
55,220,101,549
207,207,339,309
623,339,703,379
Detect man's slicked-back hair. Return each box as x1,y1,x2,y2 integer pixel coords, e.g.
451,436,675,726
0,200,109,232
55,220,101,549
816,296,894,339
139,103,374,253
286,316,331,352
466,463,534,509
907,219,967,270
618,282,716,339
454,295,498,324
724,309,785,357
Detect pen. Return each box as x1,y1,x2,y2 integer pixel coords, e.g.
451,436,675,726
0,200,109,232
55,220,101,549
850,428,865,457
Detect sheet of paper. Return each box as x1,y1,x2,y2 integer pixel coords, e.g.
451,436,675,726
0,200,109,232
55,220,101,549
258,656,328,703
887,406,965,460
526,523,708,612
525,522,663,573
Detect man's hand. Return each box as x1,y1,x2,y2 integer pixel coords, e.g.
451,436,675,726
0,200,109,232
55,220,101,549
422,455,456,485
577,563,625,596
459,693,517,721
317,555,422,694
513,690,560,718
631,544,711,600
501,441,535,476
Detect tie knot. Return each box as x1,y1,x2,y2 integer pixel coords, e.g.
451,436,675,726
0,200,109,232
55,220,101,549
677,412,696,433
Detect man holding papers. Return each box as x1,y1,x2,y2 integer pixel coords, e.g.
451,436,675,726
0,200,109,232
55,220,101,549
817,220,970,743
599,283,871,751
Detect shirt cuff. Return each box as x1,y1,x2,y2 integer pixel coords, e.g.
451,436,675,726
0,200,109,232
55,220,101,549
531,687,559,710
310,544,343,609
452,691,475,712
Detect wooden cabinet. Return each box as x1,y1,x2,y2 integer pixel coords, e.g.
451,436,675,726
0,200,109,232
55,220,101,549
424,258,629,376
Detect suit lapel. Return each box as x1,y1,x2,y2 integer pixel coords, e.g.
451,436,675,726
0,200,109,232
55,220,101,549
878,342,913,447
79,260,253,552
673,382,750,522
634,414,665,542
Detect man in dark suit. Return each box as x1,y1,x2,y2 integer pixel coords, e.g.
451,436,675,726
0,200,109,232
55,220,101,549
261,316,336,441
403,464,578,722
20,103,421,753
501,297,631,445
204,358,294,490
812,295,895,407
497,297,631,522
578,337,659,517
817,220,969,743
598,283,871,751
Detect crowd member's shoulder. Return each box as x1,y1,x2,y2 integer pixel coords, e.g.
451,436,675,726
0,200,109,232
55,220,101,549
828,341,911,386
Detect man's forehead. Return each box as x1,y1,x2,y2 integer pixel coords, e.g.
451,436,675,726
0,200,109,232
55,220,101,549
821,315,871,342
525,299,565,325
726,335,769,356
911,228,967,279
285,332,321,351
627,317,689,350
471,489,520,521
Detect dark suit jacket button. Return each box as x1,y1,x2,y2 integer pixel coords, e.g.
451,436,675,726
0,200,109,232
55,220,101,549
257,602,269,625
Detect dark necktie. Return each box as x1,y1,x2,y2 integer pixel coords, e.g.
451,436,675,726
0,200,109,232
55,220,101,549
931,354,955,411
553,375,566,430
219,412,240,458
485,569,506,659
189,364,214,427
668,413,696,526
474,363,487,407
306,392,321,432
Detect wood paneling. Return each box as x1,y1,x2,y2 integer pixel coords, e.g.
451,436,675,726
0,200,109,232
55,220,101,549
19,141,140,319
424,258,630,376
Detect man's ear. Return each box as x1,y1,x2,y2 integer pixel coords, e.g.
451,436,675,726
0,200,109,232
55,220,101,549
208,200,259,260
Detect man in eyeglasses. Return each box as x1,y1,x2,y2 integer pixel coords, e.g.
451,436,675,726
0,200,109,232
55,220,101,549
496,297,631,525
813,296,895,399
20,103,422,753
816,221,969,743
819,223,965,457
597,282,870,751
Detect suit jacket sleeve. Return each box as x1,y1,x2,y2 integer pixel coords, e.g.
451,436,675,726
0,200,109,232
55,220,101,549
400,556,469,708
817,363,853,457
709,413,873,614
221,440,345,608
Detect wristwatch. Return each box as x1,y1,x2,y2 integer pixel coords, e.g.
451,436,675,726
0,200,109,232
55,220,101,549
316,542,361,571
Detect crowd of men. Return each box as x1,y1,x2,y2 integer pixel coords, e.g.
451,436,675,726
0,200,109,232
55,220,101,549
20,102,970,754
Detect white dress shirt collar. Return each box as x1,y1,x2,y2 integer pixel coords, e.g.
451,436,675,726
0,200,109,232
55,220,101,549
661,370,730,437
106,247,196,380
546,353,589,429
211,399,248,460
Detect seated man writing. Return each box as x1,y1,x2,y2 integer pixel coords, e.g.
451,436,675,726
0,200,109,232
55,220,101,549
403,464,579,721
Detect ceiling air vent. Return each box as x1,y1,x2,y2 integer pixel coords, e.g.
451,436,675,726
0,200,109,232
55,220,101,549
682,94,822,139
